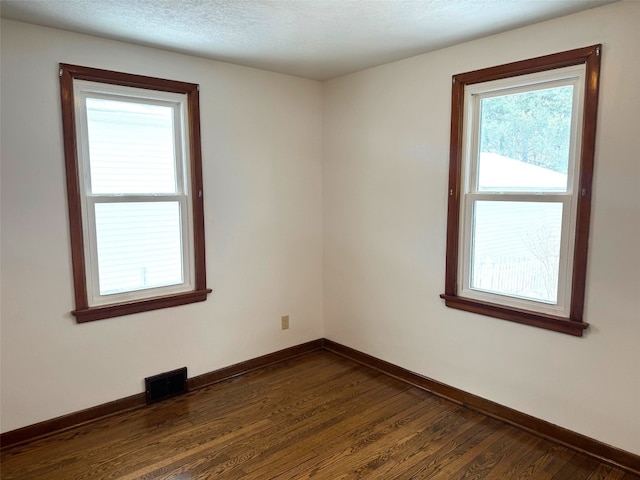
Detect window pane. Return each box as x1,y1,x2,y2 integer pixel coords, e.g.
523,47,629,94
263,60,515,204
86,98,177,194
470,201,562,304
478,85,573,192
95,202,183,295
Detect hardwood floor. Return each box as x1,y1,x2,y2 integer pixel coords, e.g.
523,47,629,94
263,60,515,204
1,351,637,479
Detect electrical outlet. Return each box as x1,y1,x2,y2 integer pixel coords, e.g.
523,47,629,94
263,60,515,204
281,315,289,330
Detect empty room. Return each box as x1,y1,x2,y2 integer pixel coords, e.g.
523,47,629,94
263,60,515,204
1,0,639,478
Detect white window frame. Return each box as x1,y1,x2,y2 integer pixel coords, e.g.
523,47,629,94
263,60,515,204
458,66,585,317
73,81,196,306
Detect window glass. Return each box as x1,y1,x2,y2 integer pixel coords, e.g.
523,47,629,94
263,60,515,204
94,202,183,295
86,98,177,194
470,201,563,304
477,85,573,192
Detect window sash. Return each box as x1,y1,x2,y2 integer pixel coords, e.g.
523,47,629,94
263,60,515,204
463,67,585,196
459,194,574,316
74,83,189,196
84,195,194,306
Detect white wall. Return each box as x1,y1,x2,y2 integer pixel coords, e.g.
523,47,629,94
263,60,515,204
2,0,639,457
323,1,640,455
0,20,324,432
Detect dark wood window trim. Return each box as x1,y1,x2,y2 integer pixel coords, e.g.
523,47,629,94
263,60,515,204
60,64,211,323
441,45,601,337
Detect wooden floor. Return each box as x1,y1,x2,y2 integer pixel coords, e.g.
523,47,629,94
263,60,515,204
1,351,637,479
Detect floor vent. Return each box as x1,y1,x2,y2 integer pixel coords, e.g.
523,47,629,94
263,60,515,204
145,367,188,404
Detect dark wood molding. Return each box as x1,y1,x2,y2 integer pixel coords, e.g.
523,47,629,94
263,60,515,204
58,63,200,94
0,393,146,451
323,339,640,475
444,74,464,296
440,294,589,336
59,65,89,311
187,339,324,390
59,63,211,323
3,338,637,475
0,340,323,450
442,45,601,334
452,44,600,86
187,86,208,292
73,289,213,323
570,45,601,322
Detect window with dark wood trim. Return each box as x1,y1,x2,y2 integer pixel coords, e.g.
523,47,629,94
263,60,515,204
440,45,601,336
60,64,211,322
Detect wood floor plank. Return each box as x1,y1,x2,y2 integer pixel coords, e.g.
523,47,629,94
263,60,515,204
426,423,514,479
1,351,637,480
585,464,617,480
351,406,478,479
247,390,420,477
551,452,604,480
282,392,458,479
448,428,526,479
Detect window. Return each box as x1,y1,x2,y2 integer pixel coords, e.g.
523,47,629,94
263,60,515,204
441,45,601,336
60,64,211,322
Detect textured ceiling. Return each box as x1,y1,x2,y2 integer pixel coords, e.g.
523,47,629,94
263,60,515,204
0,0,617,80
